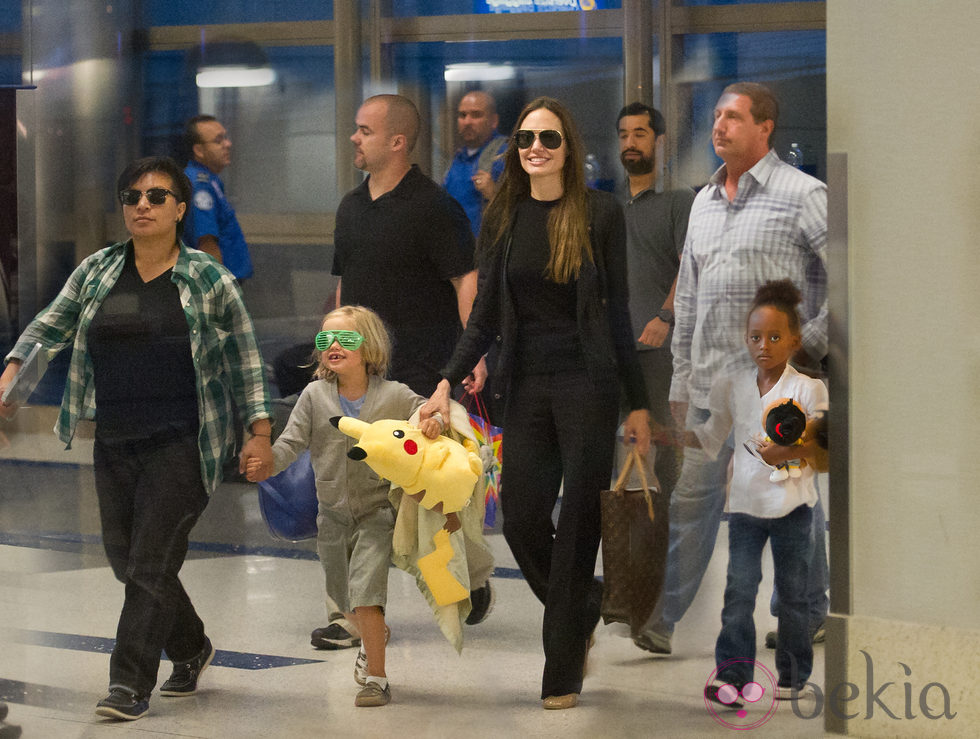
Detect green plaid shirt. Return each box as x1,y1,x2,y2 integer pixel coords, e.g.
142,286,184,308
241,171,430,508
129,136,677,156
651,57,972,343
5,240,271,494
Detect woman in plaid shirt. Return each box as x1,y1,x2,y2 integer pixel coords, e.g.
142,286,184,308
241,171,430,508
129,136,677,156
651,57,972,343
0,156,271,721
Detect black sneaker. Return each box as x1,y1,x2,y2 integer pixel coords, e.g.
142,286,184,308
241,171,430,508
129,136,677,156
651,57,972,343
95,688,149,720
0,702,22,739
704,679,743,710
160,636,215,696
311,623,361,650
465,580,495,625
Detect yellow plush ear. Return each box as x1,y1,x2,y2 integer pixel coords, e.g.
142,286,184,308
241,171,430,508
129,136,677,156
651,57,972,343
335,416,369,440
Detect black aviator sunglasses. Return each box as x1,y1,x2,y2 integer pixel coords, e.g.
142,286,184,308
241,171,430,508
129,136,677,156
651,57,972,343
513,129,563,150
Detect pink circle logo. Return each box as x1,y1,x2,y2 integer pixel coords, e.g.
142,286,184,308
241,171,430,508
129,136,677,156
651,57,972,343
704,659,778,730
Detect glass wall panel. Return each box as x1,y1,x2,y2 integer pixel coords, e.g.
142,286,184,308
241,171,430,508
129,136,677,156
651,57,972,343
672,30,826,187
143,46,338,214
392,37,624,190
0,4,21,86
144,0,333,26
142,43,338,365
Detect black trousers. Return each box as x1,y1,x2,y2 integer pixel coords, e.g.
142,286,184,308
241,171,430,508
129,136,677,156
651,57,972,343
501,368,619,699
93,432,209,698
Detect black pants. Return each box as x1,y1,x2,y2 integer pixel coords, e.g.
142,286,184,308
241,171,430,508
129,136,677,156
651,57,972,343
93,432,209,698
501,368,619,699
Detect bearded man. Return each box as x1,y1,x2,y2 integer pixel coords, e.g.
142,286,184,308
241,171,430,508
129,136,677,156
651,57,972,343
614,102,695,652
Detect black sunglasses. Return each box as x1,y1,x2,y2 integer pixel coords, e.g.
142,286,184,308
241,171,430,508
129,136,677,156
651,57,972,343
514,129,563,150
119,188,177,207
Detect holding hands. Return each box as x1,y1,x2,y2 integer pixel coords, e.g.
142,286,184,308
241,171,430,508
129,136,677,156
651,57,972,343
240,420,273,482
0,361,22,420
244,414,444,484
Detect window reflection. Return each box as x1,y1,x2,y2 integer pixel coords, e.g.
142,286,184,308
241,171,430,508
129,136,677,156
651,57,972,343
393,38,624,190
0,3,21,86
144,46,338,214
143,0,334,26
673,31,826,186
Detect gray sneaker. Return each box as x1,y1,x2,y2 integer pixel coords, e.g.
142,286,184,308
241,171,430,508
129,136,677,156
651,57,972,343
355,679,391,707
354,648,368,686
633,629,672,655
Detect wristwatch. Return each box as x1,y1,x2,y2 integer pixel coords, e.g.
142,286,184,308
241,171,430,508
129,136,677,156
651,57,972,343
657,308,675,325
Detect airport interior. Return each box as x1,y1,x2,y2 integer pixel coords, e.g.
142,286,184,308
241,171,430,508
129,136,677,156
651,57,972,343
0,1,977,737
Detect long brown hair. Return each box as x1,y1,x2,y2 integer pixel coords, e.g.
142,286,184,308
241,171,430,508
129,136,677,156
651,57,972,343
483,97,591,283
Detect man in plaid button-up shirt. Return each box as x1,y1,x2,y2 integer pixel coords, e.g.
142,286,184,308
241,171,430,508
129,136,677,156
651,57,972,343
637,83,829,656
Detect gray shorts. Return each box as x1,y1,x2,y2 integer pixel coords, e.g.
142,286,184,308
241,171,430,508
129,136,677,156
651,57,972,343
316,504,395,613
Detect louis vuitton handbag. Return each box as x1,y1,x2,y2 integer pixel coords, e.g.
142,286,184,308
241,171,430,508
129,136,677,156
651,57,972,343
599,446,670,636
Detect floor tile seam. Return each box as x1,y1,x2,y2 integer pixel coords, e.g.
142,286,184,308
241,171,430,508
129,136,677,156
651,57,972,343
2,629,326,670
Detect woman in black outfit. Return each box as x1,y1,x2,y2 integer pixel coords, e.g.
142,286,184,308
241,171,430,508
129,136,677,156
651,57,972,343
423,97,650,709
0,157,272,721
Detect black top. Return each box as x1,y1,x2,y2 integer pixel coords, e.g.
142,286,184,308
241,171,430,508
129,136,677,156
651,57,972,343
88,246,199,440
332,165,475,396
441,189,649,412
507,197,583,375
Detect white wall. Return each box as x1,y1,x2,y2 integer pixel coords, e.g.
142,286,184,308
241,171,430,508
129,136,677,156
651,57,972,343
826,1,980,733
829,0,980,630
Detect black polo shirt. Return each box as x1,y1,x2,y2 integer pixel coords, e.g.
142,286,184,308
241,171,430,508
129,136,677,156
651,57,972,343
332,165,475,396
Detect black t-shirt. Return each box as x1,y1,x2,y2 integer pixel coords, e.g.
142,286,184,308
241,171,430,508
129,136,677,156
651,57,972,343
332,165,475,395
507,197,584,375
88,247,199,440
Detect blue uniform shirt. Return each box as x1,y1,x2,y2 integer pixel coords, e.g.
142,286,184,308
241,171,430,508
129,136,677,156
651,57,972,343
184,160,254,280
443,134,507,238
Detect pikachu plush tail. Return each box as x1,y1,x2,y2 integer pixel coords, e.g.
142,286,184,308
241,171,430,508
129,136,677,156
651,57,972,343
416,529,469,606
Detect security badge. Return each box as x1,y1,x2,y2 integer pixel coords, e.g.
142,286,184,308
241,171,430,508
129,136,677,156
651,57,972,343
193,189,215,211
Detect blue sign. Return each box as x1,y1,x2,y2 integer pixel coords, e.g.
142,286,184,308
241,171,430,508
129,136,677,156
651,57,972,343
479,0,610,13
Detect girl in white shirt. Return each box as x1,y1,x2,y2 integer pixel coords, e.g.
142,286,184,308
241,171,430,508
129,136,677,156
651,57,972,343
692,280,828,708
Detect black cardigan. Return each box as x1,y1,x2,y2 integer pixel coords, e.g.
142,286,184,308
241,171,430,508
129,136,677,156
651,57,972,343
441,189,648,412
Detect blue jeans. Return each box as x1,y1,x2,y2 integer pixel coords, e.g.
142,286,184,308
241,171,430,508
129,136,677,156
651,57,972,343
716,505,814,689
770,484,829,632
648,406,829,635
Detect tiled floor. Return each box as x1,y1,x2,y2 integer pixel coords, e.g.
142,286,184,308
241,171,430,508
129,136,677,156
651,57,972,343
0,448,833,737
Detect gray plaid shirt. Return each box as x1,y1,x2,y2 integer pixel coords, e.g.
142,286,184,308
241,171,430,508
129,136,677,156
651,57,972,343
5,240,270,494
670,150,828,409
